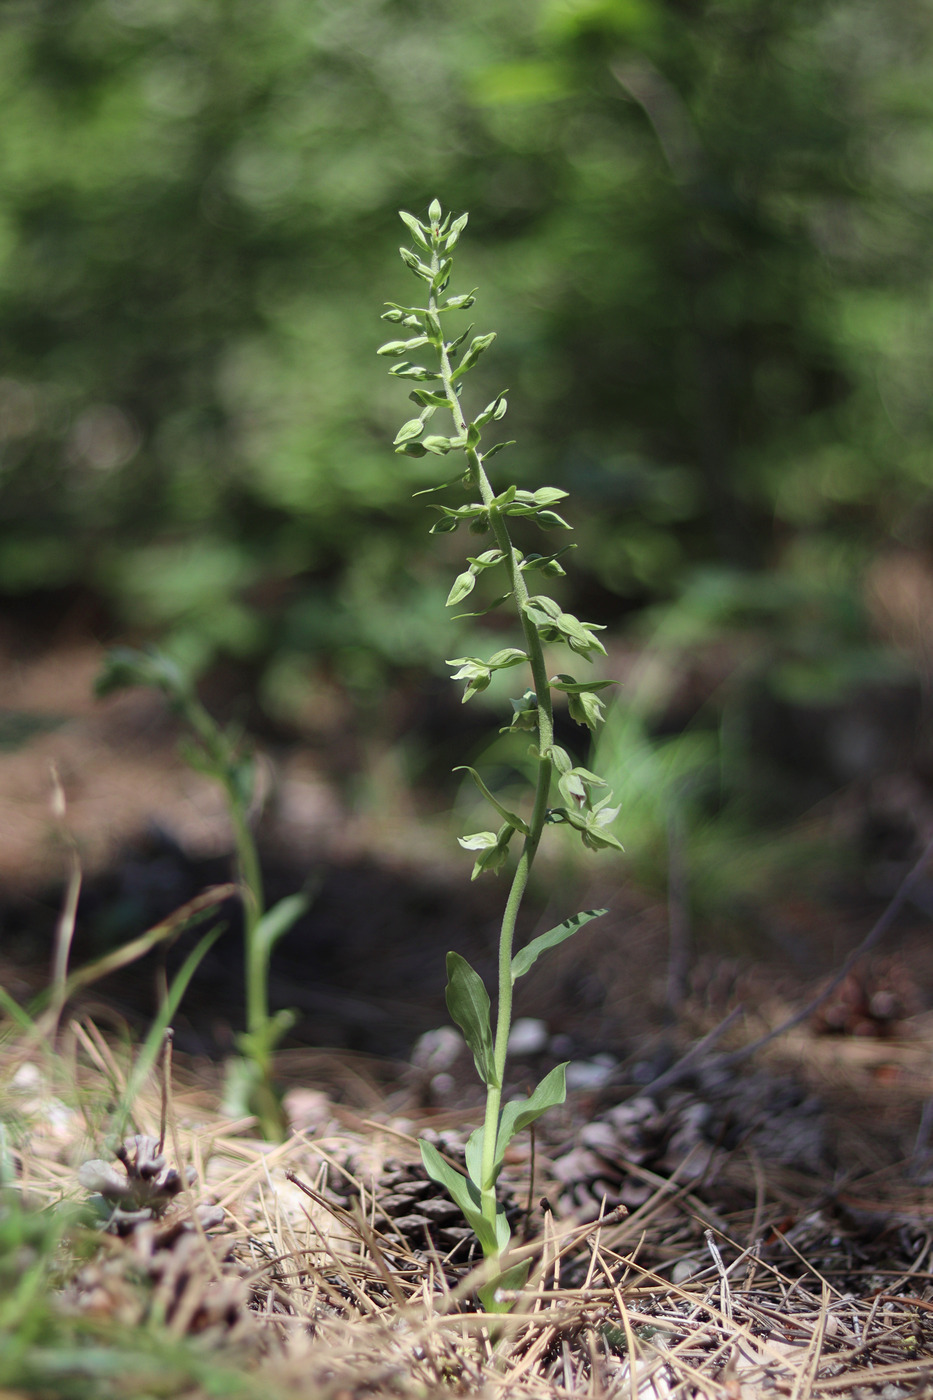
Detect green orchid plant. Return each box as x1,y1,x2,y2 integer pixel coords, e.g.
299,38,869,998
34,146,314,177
379,200,624,1311
96,649,308,1141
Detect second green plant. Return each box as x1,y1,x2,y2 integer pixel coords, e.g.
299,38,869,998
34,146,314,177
380,200,624,1310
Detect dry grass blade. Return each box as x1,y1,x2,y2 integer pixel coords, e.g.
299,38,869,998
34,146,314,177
5,1010,933,1399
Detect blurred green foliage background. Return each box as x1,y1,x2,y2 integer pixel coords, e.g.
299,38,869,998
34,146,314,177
3,0,933,894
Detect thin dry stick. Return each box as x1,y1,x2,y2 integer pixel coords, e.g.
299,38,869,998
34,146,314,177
704,1229,732,1323
789,1282,830,1400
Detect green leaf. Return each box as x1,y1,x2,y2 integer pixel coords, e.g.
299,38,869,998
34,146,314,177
443,290,477,310
382,300,428,320
533,509,572,530
465,1125,484,1186
511,909,606,982
519,546,576,575
253,892,309,964
399,247,434,281
446,323,473,354
445,952,497,1086
445,212,469,249
399,209,431,251
486,646,527,668
409,389,450,408
480,1255,530,1313
393,417,425,445
530,487,569,507
422,434,461,454
452,331,496,379
0,982,36,1034
475,394,508,426
550,744,572,773
388,362,443,381
452,590,513,618
482,440,515,460
428,198,442,223
419,1140,499,1256
491,483,517,510
376,335,429,356
467,549,505,571
505,691,538,732
111,925,223,1139
494,1064,568,1171
454,766,530,835
446,571,476,607
549,674,614,695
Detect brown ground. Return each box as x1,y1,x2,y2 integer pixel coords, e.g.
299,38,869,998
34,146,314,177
7,622,933,1394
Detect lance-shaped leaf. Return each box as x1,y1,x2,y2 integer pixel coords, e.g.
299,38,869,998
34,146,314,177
550,674,614,696
509,487,568,508
399,247,434,281
445,952,497,1086
492,1064,568,1179
377,335,430,357
487,646,527,668
252,892,310,967
491,483,517,510
381,308,424,328
447,571,477,607
430,501,487,525
409,388,451,408
511,909,606,983
445,211,469,250
533,509,573,530
388,362,443,381
422,434,463,455
467,548,505,572
432,257,453,292
550,743,572,772
519,547,575,575
482,440,515,460
398,209,431,251
465,1125,484,1187
393,418,425,446
419,1140,500,1256
454,766,530,836
452,331,497,379
442,289,477,310
474,393,508,427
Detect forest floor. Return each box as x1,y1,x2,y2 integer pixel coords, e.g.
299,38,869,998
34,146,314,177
4,622,933,1396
